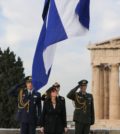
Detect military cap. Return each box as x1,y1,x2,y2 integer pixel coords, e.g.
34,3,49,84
46,86,53,93
49,86,57,92
44,86,56,94
25,76,32,82
78,80,88,86
53,82,60,88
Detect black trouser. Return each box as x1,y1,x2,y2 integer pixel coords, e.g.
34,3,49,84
75,122,90,134
20,123,36,134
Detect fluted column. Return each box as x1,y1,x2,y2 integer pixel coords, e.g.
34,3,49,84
93,65,101,119
91,65,94,95
104,67,109,119
99,65,104,119
109,64,120,119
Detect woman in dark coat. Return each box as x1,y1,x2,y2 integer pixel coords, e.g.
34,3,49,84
40,86,67,134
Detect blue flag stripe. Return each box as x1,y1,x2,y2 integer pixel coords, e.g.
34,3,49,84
32,22,49,89
75,0,90,29
44,0,68,48
42,0,50,21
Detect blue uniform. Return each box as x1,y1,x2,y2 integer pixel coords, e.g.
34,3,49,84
17,88,41,134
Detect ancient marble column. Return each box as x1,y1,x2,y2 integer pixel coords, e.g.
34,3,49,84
99,65,104,119
109,64,120,119
93,65,101,119
91,65,95,96
104,67,109,119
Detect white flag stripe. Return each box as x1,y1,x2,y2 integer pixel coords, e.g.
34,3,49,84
55,0,87,37
43,44,57,74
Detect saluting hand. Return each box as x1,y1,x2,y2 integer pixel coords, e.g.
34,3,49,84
40,127,44,133
64,127,68,133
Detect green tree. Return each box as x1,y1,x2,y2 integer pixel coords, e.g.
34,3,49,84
0,47,25,128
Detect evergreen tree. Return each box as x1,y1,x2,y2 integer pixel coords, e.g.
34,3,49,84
0,47,25,128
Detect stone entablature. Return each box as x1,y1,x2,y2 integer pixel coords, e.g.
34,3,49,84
88,37,120,66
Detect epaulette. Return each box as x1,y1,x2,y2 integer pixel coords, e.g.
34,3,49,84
41,93,48,101
59,96,65,100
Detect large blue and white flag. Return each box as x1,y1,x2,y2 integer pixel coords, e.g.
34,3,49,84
32,0,90,90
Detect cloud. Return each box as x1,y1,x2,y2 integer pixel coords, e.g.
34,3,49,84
116,0,120,5
0,0,120,116
90,0,120,42
0,0,44,48
100,9,120,32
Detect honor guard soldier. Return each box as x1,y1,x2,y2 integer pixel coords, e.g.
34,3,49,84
17,76,41,134
67,80,95,134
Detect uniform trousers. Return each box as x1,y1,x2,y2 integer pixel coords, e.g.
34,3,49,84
75,122,90,134
20,123,36,134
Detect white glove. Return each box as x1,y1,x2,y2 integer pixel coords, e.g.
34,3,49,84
40,127,44,133
64,127,68,133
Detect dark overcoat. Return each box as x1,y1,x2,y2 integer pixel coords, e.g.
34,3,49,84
40,97,67,134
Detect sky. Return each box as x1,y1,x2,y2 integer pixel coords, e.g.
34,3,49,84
0,0,120,117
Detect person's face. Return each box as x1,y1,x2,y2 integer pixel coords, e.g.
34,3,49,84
51,89,57,97
26,81,33,90
80,85,87,93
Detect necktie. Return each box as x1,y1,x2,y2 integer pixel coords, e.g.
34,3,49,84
29,91,32,95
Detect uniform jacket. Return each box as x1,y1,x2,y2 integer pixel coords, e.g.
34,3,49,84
67,86,95,125
17,88,41,125
40,97,67,133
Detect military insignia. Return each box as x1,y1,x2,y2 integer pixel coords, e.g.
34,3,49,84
78,80,88,86
28,76,32,80
33,95,37,98
78,96,83,99
82,80,86,84
25,76,32,82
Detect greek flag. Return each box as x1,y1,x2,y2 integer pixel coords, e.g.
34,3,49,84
32,0,90,90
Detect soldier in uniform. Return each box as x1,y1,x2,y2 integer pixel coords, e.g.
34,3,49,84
40,86,67,134
67,80,95,134
17,76,41,134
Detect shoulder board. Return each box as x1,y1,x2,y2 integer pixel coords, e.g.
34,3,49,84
23,88,27,92
59,96,65,100
18,88,24,93
75,92,80,96
87,93,92,96
86,93,93,98
35,91,40,95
